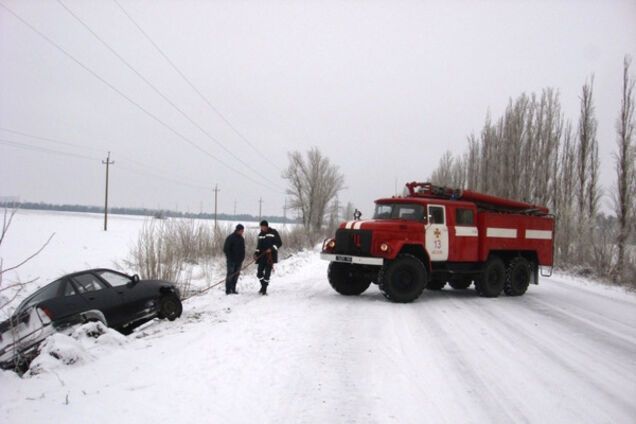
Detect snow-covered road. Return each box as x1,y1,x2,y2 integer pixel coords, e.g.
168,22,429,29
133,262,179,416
2,251,635,424
1,211,634,423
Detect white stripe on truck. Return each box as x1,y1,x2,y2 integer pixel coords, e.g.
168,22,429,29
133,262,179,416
455,226,478,237
486,228,517,238
525,230,553,240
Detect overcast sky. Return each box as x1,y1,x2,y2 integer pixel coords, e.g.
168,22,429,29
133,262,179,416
1,0,635,218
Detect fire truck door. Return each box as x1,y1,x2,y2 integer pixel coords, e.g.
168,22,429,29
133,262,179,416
425,205,449,261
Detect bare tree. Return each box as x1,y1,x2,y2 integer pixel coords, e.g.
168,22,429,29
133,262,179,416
0,208,55,313
554,122,576,262
575,76,600,263
430,151,454,186
282,148,345,233
613,56,636,282
466,134,480,190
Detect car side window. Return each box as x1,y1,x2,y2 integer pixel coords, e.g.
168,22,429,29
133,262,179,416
62,279,77,296
456,208,475,226
97,271,132,287
72,273,107,293
428,206,445,224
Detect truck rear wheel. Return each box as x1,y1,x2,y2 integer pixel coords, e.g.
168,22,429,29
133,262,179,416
504,257,531,296
328,262,372,295
379,254,427,303
475,257,505,297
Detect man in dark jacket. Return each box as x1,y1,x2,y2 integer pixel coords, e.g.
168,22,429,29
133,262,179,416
223,224,245,295
254,220,282,295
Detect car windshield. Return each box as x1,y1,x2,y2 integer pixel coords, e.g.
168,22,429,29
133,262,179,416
373,203,425,221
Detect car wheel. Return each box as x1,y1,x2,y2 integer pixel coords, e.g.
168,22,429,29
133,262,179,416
158,295,182,321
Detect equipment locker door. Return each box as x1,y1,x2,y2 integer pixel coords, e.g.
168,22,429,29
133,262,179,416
426,204,449,261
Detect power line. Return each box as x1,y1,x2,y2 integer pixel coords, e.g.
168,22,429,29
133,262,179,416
0,1,281,193
56,0,283,190
0,128,210,189
0,138,209,190
0,138,101,161
0,126,105,152
112,0,283,172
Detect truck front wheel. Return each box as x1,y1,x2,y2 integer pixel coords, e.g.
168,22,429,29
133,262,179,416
475,257,505,297
504,257,531,296
328,263,372,295
379,254,427,303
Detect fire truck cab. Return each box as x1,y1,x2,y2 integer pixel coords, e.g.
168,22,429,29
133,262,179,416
320,182,555,303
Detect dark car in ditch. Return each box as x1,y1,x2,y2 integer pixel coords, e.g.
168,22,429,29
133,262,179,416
0,268,182,370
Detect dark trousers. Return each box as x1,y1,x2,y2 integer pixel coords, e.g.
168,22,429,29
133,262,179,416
257,261,272,286
226,261,242,293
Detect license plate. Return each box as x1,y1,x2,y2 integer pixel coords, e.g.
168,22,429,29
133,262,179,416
335,255,353,263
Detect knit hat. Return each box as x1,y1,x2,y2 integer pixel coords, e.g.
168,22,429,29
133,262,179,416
235,224,244,231
259,220,269,227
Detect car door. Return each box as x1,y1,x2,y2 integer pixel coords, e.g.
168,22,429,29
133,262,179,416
94,270,153,322
70,272,125,327
425,204,449,261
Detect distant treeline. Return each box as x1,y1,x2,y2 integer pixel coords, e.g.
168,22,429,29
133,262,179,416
0,201,297,225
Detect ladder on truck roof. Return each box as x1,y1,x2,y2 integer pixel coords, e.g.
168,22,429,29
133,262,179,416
405,182,550,216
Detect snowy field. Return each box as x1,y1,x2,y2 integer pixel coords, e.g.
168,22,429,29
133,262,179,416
1,210,635,423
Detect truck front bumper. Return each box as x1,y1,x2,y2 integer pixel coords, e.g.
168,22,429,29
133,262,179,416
320,253,384,266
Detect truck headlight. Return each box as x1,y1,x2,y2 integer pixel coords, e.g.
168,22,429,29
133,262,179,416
323,238,336,251
380,243,390,252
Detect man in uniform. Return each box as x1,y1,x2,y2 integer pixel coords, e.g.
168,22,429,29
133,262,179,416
254,220,282,295
223,224,245,295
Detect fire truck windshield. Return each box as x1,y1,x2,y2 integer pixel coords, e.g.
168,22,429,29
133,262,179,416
373,203,425,221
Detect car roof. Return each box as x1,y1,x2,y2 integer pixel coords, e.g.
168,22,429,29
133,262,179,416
64,268,121,278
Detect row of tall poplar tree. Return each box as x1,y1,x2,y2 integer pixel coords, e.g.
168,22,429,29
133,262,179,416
431,57,635,284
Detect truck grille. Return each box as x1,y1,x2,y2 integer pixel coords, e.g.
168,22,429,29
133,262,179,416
334,229,373,256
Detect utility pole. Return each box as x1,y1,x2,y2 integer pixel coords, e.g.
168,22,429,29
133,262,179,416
102,152,114,231
213,184,220,230
258,197,263,221
283,198,287,228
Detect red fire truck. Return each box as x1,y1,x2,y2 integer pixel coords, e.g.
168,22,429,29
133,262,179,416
321,182,555,302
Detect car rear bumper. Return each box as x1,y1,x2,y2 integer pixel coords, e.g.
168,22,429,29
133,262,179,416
320,253,384,266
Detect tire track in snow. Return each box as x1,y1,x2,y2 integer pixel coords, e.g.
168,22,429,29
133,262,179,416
410,299,530,424
461,294,636,422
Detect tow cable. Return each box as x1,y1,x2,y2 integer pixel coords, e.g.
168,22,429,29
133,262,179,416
183,251,273,300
